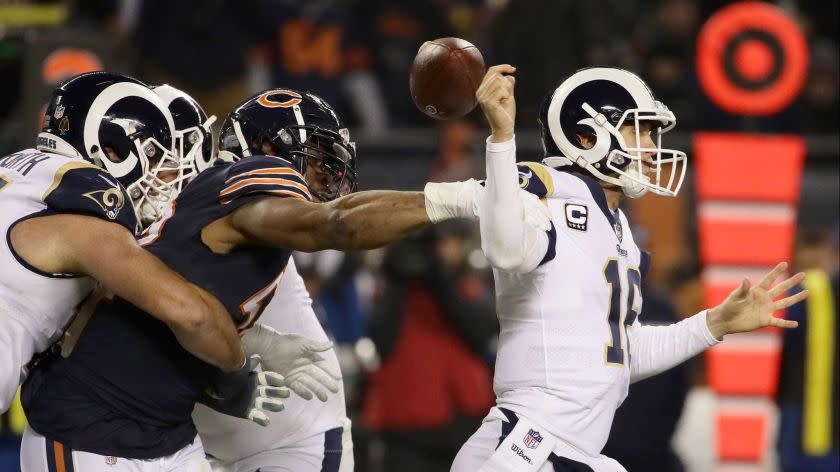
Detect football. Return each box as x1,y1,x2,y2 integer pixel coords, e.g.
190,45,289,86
409,37,486,120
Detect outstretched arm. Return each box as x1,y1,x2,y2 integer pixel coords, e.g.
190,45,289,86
226,190,429,252
219,179,483,253
628,262,808,382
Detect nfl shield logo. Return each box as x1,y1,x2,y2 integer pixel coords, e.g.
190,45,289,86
523,428,543,449
54,105,65,119
613,222,623,243
105,456,117,465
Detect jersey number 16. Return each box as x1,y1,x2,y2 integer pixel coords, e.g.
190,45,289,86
603,258,642,366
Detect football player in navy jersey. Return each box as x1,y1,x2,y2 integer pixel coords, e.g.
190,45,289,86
20,86,542,472
0,72,299,472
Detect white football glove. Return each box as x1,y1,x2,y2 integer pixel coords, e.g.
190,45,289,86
241,324,342,402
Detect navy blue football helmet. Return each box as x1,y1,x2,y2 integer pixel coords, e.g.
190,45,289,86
539,67,687,197
218,88,357,202
37,71,178,228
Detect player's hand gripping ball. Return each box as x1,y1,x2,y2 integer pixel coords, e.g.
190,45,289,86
410,37,486,120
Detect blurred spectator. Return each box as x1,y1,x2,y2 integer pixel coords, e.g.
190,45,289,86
132,0,264,120
362,221,496,472
251,0,387,134
488,1,588,129
793,38,840,133
428,120,478,182
353,0,453,127
635,0,704,130
793,226,840,275
602,279,691,472
775,227,839,471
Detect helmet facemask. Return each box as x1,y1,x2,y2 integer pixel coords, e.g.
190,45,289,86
93,117,182,230
277,126,357,202
602,104,687,198
176,115,216,183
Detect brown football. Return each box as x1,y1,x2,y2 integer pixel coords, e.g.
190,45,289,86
409,37,486,120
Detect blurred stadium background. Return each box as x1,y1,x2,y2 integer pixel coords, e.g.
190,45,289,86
0,1,837,471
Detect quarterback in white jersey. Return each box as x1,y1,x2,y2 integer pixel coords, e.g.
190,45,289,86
451,65,809,472
0,72,250,417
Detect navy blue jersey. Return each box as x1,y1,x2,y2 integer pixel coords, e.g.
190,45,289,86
21,155,309,458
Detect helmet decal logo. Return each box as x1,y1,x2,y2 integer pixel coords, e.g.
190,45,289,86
58,116,70,135
518,169,533,189
256,89,303,108
83,187,125,219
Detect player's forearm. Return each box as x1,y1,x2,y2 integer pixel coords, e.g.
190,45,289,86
323,190,431,250
627,311,720,383
86,235,246,372
171,286,246,372
479,136,544,272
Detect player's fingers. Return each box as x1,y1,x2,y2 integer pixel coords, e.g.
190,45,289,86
476,76,504,101
314,359,343,381
487,64,516,75
257,371,286,388
479,81,508,105
287,381,314,400
247,409,271,427
247,354,262,371
306,365,341,393
478,70,507,93
731,278,750,298
757,262,787,290
773,289,809,310
254,396,285,413
303,340,334,353
258,385,291,399
767,272,805,299
769,316,799,329
290,375,331,402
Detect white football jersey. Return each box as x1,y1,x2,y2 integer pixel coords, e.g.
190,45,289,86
0,148,135,411
193,257,347,462
492,162,648,457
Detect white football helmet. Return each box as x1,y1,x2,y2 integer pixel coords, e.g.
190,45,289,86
539,67,687,198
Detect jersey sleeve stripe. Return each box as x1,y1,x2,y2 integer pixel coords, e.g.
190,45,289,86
220,177,312,199
220,189,308,205
224,167,305,184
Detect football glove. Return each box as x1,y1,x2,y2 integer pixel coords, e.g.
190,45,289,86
200,354,288,426
241,324,342,402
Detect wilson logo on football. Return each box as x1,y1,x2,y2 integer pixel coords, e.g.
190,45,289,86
256,90,303,108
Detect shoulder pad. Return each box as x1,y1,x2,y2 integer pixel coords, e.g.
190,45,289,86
220,155,312,205
517,162,555,197
43,162,138,233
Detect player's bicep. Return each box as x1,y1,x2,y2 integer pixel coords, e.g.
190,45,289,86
228,196,338,252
